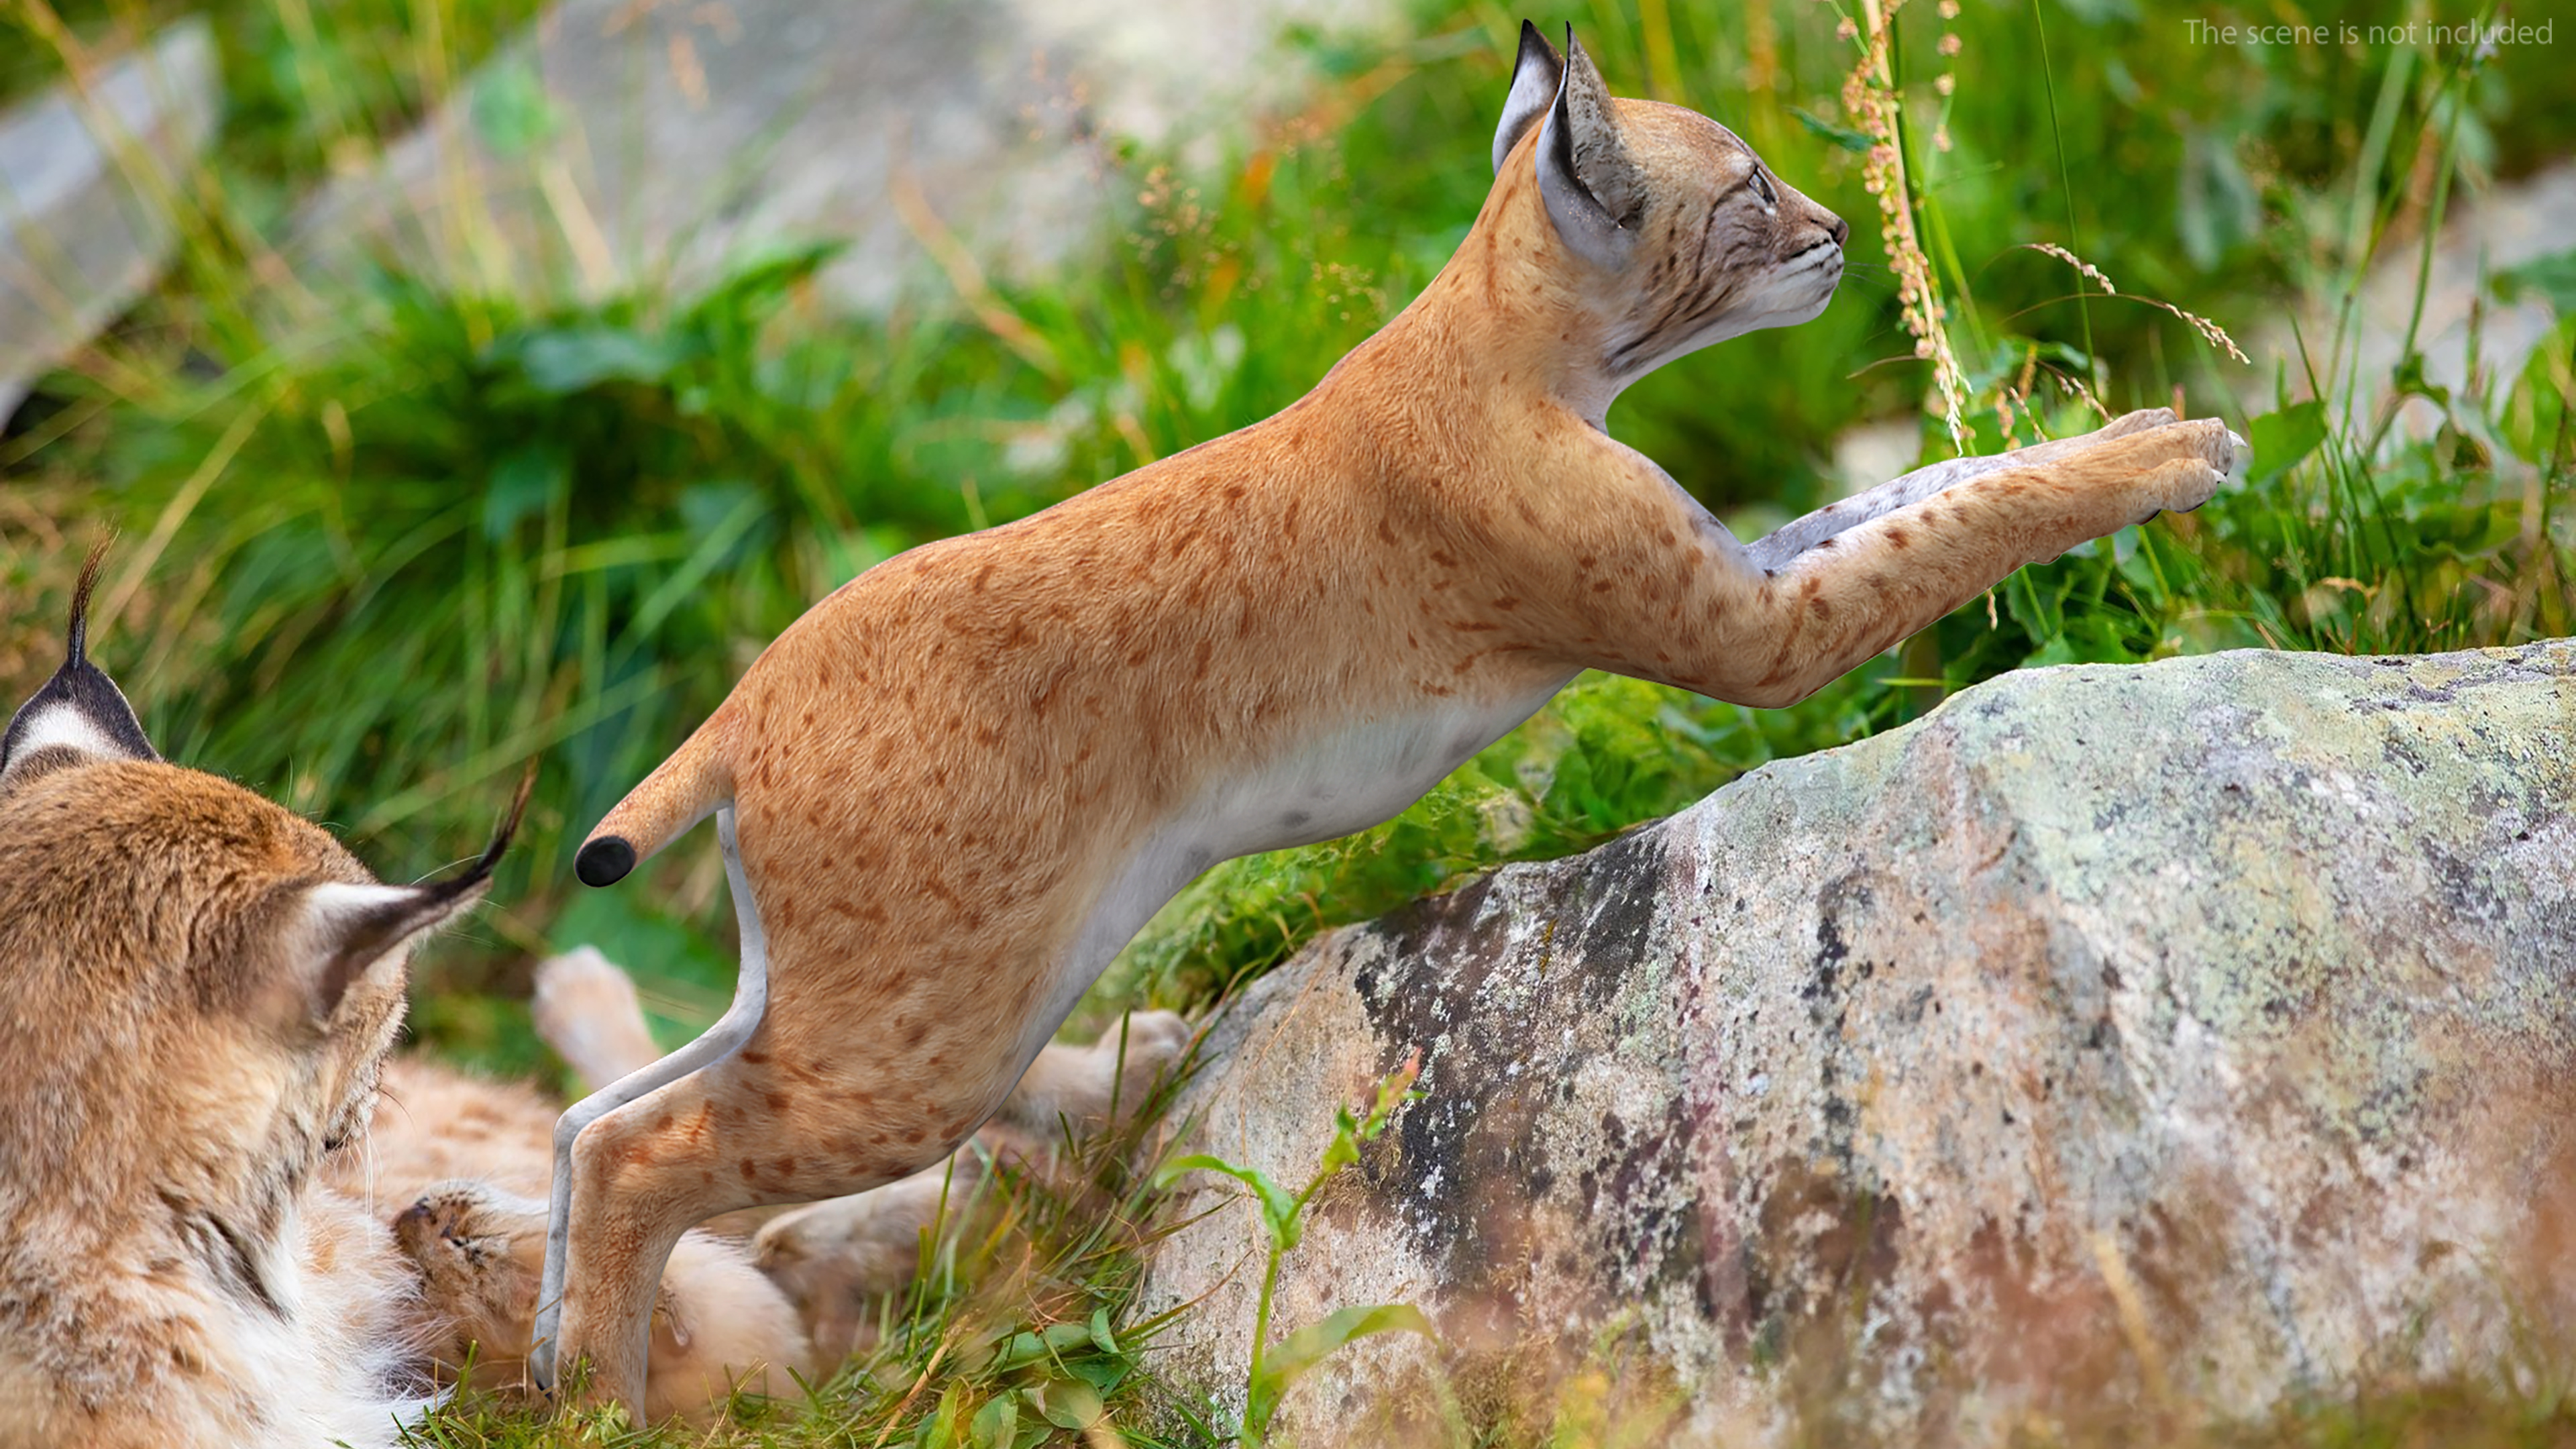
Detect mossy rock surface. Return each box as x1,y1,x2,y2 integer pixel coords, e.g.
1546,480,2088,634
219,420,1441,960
1141,642,2576,1446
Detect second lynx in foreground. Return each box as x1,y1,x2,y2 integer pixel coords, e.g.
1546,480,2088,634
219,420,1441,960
543,23,2245,1406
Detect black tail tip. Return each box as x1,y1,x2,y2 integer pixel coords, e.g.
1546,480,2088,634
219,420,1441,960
576,836,636,888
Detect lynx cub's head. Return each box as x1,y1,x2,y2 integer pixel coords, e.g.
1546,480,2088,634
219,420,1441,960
0,549,521,1238
1488,21,1847,400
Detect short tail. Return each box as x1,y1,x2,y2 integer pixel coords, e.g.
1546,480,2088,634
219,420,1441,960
576,706,739,886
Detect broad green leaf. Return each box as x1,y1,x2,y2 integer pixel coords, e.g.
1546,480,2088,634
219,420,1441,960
1088,1305,1120,1356
1028,1378,1106,1431
1067,1354,1130,1393
969,1391,1017,1449
2247,400,2328,486
510,326,690,394
1245,1303,1437,1431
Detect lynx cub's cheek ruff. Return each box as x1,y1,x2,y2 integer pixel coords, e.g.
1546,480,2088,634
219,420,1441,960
539,23,2245,1408
0,549,527,1449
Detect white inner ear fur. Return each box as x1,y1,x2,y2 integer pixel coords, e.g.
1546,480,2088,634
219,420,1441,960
1492,36,1560,173
303,880,427,922
5,701,124,767
297,880,433,987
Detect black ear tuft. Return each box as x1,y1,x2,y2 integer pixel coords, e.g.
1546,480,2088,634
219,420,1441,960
1491,19,1564,174
66,537,107,664
1,539,159,779
310,764,535,1016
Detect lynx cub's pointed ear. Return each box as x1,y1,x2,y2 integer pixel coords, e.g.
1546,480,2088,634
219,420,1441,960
1,542,158,788
1492,19,1563,174
294,768,534,1018
1535,26,1644,272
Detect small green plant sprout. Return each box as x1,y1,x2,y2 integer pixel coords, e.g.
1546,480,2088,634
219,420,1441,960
1155,1053,1430,1447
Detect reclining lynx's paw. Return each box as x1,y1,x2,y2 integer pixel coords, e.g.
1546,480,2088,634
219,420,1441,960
1073,1009,1195,1124
398,1178,814,1421
531,945,664,1091
396,1182,551,1376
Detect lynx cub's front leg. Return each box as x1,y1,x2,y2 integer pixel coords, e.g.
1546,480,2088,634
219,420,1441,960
541,23,2240,1411
1742,406,2228,572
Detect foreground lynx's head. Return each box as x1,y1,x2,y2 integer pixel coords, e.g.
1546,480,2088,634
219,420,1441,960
0,549,525,1447
1484,21,1847,411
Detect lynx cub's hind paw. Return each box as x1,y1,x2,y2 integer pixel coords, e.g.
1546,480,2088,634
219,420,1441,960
1106,1008,1193,1064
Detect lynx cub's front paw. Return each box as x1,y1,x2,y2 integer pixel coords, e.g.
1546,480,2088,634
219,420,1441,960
2086,417,2245,521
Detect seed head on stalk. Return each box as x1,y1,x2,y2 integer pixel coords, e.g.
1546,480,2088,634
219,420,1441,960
1838,0,1972,452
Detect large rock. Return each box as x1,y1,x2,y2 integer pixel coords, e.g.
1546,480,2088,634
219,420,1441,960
1139,643,2576,1445
0,19,218,421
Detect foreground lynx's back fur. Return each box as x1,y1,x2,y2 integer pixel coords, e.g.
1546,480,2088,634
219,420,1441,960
0,553,519,1449
543,25,2243,1407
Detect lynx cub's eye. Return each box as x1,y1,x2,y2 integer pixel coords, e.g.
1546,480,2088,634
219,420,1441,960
1748,168,1778,211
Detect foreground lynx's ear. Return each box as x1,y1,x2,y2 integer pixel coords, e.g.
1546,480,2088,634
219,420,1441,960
1492,19,1563,174
0,541,158,785
298,768,535,1016
1534,27,1644,271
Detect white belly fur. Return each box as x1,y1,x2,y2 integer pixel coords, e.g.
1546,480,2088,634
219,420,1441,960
1008,679,1572,1072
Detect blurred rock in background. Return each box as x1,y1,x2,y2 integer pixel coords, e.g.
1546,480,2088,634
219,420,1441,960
286,0,1392,314
0,18,218,419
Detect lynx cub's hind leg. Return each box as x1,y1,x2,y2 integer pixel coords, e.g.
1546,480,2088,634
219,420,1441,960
752,1011,1193,1364
534,807,771,1392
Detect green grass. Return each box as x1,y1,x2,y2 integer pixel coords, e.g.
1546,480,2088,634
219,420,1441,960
5,0,2575,1441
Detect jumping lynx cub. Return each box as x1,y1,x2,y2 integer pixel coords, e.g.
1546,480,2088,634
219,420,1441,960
537,21,2245,1411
